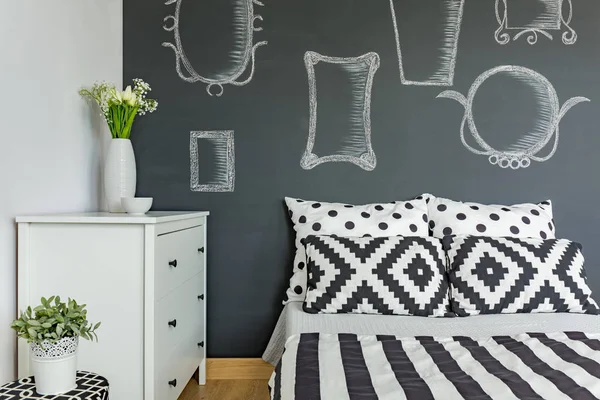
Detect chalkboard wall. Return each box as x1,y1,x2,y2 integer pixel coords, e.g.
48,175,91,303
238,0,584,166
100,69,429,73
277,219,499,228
124,0,600,357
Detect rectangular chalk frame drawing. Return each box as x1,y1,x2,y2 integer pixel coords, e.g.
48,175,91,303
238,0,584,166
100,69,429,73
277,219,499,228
495,0,577,45
301,51,380,171
190,131,235,192
389,0,465,86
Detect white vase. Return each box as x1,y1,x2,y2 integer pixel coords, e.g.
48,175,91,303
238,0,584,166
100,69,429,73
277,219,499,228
104,138,136,212
30,337,78,395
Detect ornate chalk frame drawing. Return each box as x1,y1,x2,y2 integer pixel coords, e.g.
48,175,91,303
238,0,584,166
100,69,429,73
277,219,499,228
495,0,577,45
162,0,268,97
301,51,380,171
190,131,235,192
437,65,589,170
388,0,465,86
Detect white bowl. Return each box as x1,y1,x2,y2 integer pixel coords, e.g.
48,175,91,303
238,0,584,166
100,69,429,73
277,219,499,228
121,197,153,215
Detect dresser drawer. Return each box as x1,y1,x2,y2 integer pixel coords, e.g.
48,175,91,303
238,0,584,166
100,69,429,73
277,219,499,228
155,325,204,400
155,273,204,370
155,225,204,301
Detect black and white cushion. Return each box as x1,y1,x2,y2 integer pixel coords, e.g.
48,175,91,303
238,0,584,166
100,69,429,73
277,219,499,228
302,235,449,317
284,197,429,303
445,235,599,316
427,196,554,239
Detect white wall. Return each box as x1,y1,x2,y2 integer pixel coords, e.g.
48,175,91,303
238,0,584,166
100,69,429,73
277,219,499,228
0,0,122,383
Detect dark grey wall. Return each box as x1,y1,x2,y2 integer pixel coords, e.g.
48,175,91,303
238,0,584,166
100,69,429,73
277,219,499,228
124,0,600,357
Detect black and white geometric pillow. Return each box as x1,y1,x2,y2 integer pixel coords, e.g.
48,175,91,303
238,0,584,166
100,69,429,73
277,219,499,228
427,195,554,239
284,197,429,303
445,235,599,316
303,235,449,317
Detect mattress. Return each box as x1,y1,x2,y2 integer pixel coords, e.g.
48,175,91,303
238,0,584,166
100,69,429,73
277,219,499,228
262,302,600,365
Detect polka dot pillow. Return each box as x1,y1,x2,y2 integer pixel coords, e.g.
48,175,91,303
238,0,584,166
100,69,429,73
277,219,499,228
427,196,554,239
284,197,429,303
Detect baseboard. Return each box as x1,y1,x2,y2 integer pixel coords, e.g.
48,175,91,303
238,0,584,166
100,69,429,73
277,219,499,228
207,358,274,380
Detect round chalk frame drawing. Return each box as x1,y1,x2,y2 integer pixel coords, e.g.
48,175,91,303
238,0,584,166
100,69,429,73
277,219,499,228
465,66,560,164
438,65,590,170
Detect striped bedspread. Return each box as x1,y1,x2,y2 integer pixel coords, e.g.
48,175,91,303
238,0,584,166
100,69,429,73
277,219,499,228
269,332,600,400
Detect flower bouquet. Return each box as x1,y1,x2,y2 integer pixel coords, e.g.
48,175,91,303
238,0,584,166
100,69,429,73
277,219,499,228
79,79,158,212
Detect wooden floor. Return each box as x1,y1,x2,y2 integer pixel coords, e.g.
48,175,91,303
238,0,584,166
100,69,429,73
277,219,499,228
179,378,270,400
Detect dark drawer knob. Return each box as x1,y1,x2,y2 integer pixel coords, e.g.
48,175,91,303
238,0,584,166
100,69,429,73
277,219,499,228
198,341,204,348
198,247,205,253
168,319,177,328
198,294,204,301
168,379,177,387
168,259,178,268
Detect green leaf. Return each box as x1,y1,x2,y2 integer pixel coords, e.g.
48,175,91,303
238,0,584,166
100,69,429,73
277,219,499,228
122,106,139,139
12,295,99,345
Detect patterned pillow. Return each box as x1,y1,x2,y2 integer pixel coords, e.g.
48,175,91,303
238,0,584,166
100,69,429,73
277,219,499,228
303,235,449,317
284,197,429,303
428,196,554,239
445,235,599,316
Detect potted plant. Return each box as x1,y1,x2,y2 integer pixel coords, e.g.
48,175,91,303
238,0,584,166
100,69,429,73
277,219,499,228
10,296,100,395
79,79,158,212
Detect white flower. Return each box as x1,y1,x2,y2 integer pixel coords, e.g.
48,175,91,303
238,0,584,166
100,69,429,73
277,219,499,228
121,86,138,106
128,94,138,107
113,89,123,104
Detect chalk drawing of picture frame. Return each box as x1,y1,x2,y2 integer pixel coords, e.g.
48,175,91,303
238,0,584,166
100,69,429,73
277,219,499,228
190,131,235,192
162,0,268,96
389,0,465,86
437,65,589,169
495,0,577,45
301,51,380,171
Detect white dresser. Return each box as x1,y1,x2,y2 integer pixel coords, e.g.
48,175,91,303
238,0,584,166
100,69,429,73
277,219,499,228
16,212,209,400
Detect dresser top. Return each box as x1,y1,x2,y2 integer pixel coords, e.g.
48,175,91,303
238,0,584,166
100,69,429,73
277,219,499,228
16,211,209,224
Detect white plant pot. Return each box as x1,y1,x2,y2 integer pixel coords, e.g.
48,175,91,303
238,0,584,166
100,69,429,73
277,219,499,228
104,138,137,212
30,337,78,395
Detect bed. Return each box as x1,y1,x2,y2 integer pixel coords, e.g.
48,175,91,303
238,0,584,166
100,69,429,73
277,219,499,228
265,304,600,399
268,195,600,399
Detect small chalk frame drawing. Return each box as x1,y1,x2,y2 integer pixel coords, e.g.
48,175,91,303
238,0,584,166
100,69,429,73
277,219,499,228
190,131,235,192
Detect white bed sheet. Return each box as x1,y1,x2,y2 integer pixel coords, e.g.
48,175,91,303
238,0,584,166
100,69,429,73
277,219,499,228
262,302,600,365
